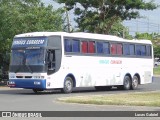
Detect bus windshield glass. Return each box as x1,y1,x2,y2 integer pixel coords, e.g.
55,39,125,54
11,49,45,66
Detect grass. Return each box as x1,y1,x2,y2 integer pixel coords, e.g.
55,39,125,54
154,66,160,75
58,91,160,107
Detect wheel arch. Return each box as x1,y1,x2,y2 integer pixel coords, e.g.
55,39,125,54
124,73,132,81
65,73,76,87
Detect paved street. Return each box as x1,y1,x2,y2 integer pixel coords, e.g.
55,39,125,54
0,77,159,120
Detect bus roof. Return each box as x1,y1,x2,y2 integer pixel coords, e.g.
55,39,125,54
14,32,152,44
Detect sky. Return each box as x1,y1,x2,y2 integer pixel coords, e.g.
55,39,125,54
42,0,160,36
123,0,160,35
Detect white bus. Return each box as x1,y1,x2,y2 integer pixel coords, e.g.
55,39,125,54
8,32,153,93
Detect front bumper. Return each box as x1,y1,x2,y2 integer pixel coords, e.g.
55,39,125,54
8,79,46,89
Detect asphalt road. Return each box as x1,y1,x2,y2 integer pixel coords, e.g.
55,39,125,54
0,77,160,120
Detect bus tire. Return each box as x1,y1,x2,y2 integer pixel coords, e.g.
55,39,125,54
61,77,73,94
131,76,139,90
123,76,131,90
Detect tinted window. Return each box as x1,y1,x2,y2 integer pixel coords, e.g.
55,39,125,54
130,44,135,55
97,42,110,54
64,39,72,52
81,41,88,53
103,42,110,54
136,45,147,56
97,42,103,53
111,43,117,55
73,39,80,52
141,45,146,56
111,43,122,55
136,45,141,55
117,44,122,55
123,44,130,55
146,45,151,56
88,41,95,53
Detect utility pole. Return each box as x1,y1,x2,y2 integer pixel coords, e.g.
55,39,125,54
64,3,71,33
136,19,139,33
122,28,125,38
147,17,149,33
158,24,160,34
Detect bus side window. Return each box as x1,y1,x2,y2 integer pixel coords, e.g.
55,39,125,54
136,45,141,55
97,42,103,53
111,43,122,55
146,45,151,56
72,39,80,52
117,44,122,55
81,41,88,53
111,43,117,55
103,42,110,54
130,44,135,55
65,39,72,52
123,44,130,55
141,45,146,56
88,41,95,53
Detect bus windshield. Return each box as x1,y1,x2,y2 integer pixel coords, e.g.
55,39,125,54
11,49,45,66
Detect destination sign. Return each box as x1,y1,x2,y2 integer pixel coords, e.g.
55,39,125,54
13,39,45,45
12,37,47,48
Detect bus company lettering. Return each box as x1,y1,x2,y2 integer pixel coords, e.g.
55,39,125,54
99,60,109,64
110,60,122,64
99,60,122,64
13,39,45,45
13,40,26,45
26,40,45,45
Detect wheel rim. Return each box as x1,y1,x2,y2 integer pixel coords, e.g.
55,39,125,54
125,79,129,88
132,77,138,88
124,76,130,90
65,80,72,91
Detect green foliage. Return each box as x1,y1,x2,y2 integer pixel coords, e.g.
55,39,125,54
58,91,160,107
154,66,160,75
0,0,64,79
0,0,63,53
54,0,158,34
135,32,154,40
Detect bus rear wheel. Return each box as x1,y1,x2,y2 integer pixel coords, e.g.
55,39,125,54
61,77,73,94
131,76,139,90
123,76,131,90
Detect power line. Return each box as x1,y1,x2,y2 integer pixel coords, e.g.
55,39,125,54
123,20,160,35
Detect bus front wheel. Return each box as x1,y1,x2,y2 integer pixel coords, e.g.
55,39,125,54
61,77,73,94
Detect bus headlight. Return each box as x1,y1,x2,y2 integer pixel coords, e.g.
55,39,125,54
41,76,45,79
10,76,15,79
33,76,45,79
9,81,15,84
33,76,40,79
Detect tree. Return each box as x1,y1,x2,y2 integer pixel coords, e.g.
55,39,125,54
0,0,64,81
135,32,153,40
54,0,158,34
0,0,63,53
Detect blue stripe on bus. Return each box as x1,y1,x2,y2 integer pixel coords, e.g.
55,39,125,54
9,79,46,89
